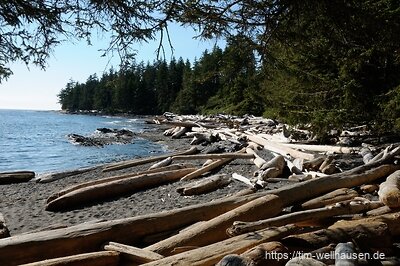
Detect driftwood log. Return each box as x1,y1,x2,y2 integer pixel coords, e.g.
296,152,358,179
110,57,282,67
35,167,96,183
47,164,188,203
145,194,285,255
245,147,267,168
143,225,299,266
46,168,197,211
102,147,198,172
299,188,359,210
378,170,400,208
0,193,263,265
176,174,231,196
103,242,164,263
228,200,383,236
0,171,35,184
19,251,119,266
180,158,233,181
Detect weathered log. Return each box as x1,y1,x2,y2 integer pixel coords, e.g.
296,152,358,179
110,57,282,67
103,146,198,172
47,164,188,203
245,147,267,168
171,127,188,139
318,156,334,172
241,241,288,266
228,200,383,236
143,225,299,266
378,170,400,208
0,193,264,265
35,167,96,183
282,212,400,250
300,188,359,210
232,173,256,188
46,168,197,211
148,157,172,170
246,134,315,160
19,251,119,266
172,152,254,161
145,194,285,255
334,242,357,266
258,155,286,180
180,158,233,181
0,171,35,184
288,174,312,182
176,174,231,195
360,146,374,164
0,213,10,239
360,184,379,194
103,241,164,263
281,143,358,154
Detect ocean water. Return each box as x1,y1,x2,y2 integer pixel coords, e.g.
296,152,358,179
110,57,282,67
0,110,166,174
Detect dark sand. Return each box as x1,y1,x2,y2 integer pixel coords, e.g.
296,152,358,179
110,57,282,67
0,124,281,235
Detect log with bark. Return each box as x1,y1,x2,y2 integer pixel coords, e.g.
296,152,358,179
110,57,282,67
46,168,197,211
228,200,383,236
0,193,262,265
102,146,198,172
0,171,35,184
19,251,119,266
378,170,400,208
143,225,299,266
176,174,232,196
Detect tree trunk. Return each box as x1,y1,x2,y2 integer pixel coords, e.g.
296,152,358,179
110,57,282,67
19,251,119,266
46,168,197,211
102,147,198,172
0,171,35,184
176,174,231,195
145,194,285,255
143,225,299,266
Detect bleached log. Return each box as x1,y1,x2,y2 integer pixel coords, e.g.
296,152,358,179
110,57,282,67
36,167,96,183
245,134,315,160
19,251,119,266
232,173,255,188
103,146,198,172
46,168,197,211
300,188,359,210
145,194,285,255
148,157,172,170
245,147,267,168
47,164,190,203
258,155,286,180
281,143,358,154
176,174,231,195
180,158,232,181
171,127,188,139
0,171,35,184
0,213,10,239
0,193,265,265
172,152,254,161
288,174,312,182
360,146,374,164
163,127,176,136
143,225,299,266
334,242,357,266
228,200,383,236
378,170,400,208
103,242,164,263
318,156,334,172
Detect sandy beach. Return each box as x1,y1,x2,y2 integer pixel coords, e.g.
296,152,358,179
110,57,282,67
0,123,278,235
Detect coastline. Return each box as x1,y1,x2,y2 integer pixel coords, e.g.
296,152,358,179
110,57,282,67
0,123,267,235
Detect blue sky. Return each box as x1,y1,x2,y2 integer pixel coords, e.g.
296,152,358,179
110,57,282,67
0,24,224,110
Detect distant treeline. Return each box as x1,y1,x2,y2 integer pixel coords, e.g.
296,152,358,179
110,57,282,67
58,37,263,117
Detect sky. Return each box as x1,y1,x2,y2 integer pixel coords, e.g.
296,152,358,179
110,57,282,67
0,24,224,110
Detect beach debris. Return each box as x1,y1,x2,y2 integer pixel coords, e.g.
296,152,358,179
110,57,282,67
3,113,400,265
0,171,35,184
35,166,97,183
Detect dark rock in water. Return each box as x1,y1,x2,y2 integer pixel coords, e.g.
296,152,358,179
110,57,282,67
67,128,135,147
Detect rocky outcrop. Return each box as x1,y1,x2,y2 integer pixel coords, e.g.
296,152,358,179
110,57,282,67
67,128,135,147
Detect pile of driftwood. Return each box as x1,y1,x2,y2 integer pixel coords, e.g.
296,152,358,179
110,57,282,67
1,114,400,265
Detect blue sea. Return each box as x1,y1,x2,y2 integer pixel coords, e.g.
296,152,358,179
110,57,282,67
0,109,166,173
